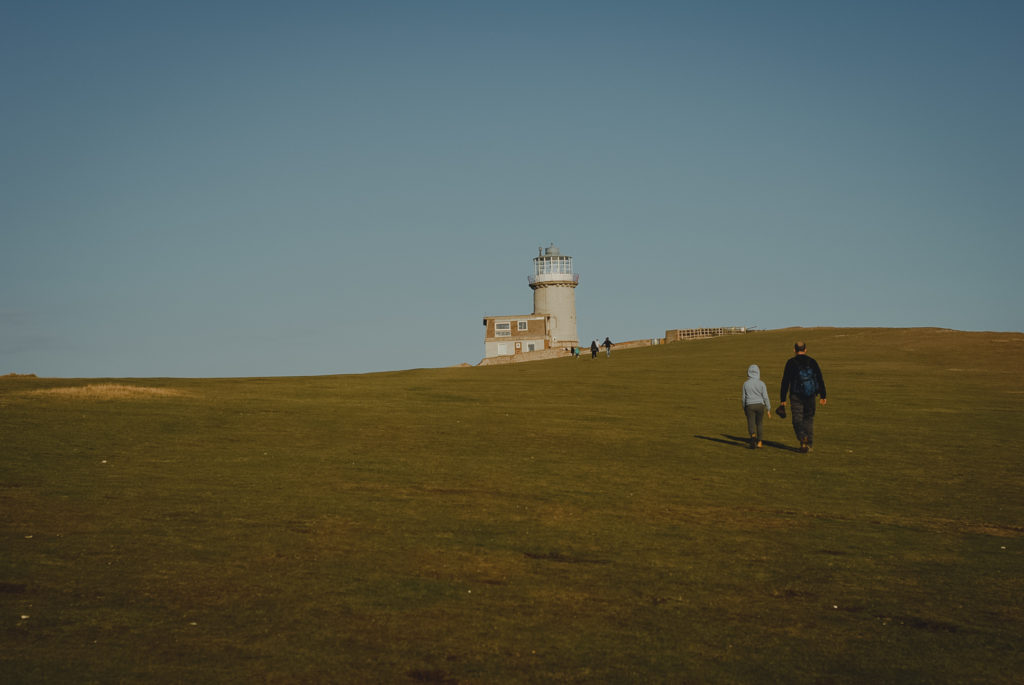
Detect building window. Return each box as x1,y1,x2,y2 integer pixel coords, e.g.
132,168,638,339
517,321,528,331
495,322,511,337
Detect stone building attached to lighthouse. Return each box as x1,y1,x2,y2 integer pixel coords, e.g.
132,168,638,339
482,245,579,360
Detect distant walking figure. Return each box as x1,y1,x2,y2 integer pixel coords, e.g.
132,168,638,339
742,364,772,448
602,337,614,358
590,340,599,359
779,341,827,453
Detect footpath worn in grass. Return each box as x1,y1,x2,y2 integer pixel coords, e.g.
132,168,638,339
1,327,1022,683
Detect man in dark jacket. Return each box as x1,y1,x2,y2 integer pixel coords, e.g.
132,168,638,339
602,337,614,358
779,341,827,453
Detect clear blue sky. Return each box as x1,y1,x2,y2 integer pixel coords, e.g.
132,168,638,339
3,1,1022,377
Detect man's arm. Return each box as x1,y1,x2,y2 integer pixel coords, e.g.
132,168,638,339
813,359,827,401
779,359,793,405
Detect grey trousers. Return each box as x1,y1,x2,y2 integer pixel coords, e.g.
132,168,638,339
744,403,766,441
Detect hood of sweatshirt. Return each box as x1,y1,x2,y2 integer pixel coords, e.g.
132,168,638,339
747,364,760,380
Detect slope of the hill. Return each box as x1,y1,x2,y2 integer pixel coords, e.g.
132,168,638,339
1,327,1022,683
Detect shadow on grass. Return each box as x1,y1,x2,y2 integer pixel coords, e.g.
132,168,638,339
695,434,801,452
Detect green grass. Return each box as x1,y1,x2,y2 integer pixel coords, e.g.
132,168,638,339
2,327,1022,683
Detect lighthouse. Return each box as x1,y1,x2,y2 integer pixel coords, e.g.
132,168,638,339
481,244,580,360
529,244,579,349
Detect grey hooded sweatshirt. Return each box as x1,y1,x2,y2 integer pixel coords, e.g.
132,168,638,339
742,364,771,410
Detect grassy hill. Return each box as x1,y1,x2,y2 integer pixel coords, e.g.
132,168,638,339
2,327,1022,683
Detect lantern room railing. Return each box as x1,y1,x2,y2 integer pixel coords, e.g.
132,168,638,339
528,273,579,285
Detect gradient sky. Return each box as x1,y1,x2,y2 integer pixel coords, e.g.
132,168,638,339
3,1,1022,377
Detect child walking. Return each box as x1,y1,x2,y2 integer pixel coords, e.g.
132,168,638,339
742,364,772,448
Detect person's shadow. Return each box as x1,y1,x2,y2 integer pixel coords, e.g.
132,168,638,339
695,434,801,452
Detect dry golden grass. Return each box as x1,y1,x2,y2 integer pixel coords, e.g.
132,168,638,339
22,384,187,400
2,328,1022,683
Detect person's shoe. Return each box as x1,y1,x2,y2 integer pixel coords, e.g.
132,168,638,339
756,441,763,448
799,438,810,453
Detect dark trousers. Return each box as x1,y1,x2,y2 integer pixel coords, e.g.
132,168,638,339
790,395,817,445
744,403,765,441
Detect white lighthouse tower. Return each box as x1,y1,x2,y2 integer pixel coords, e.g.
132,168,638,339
529,244,579,350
